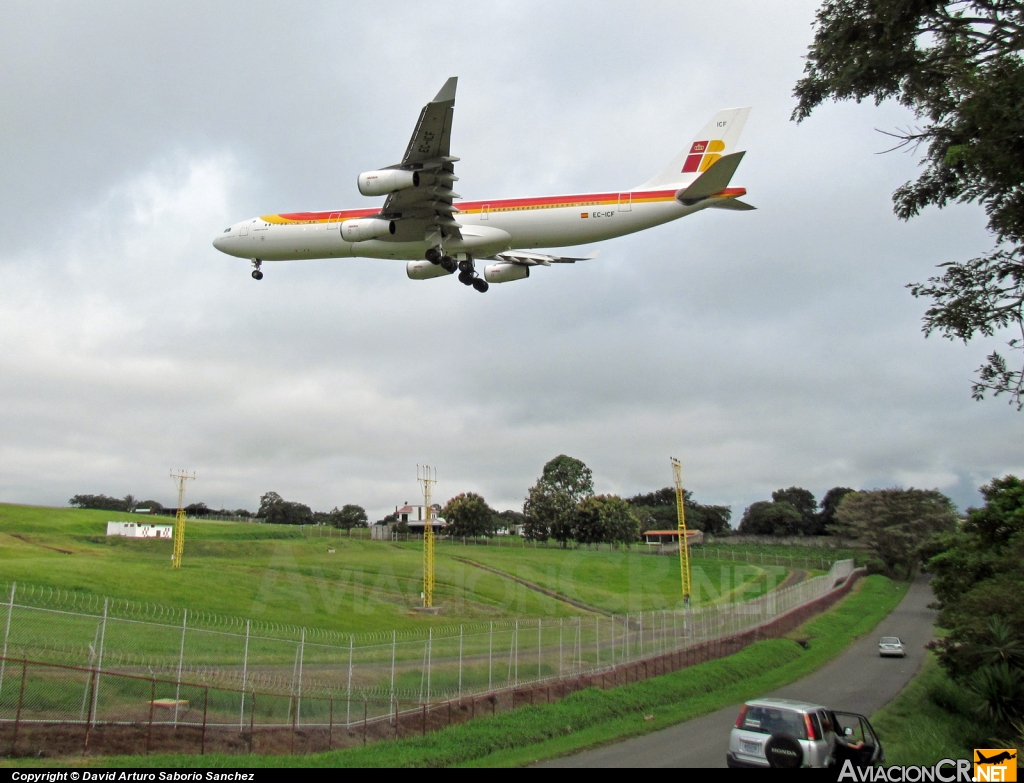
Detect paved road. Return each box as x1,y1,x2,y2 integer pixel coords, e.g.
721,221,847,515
542,574,936,768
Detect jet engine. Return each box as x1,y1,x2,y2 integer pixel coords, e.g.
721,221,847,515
341,218,395,243
357,169,419,197
407,260,454,280
484,263,530,283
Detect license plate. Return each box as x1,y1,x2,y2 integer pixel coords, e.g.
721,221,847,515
742,740,762,755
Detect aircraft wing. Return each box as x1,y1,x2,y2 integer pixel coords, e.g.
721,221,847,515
483,250,598,267
380,77,463,243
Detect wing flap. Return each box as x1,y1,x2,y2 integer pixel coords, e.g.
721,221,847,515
485,250,598,266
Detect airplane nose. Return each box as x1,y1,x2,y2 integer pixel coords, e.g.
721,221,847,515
213,233,228,252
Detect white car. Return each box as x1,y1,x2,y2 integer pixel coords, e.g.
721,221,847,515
879,636,906,658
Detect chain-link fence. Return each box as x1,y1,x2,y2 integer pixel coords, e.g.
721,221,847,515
0,560,854,757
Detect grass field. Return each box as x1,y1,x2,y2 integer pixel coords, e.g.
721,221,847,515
29,574,907,768
0,504,807,634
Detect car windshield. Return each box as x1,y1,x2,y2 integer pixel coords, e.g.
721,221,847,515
880,637,900,644
740,706,807,739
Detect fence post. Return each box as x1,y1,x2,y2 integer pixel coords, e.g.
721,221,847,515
558,618,563,676
92,597,108,725
174,608,187,727
0,581,15,703
538,618,543,677
239,618,250,729
426,626,433,704
201,686,208,755
488,621,493,691
595,615,599,667
513,619,519,686
390,630,396,712
346,634,353,726
11,659,27,755
296,627,305,727
83,664,97,755
363,698,367,745
248,692,255,754
147,679,156,754
328,697,334,750
458,625,463,698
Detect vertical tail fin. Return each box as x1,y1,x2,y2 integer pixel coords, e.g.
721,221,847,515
635,107,750,191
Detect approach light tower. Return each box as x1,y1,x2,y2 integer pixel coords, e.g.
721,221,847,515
170,469,195,569
417,464,437,608
671,457,692,606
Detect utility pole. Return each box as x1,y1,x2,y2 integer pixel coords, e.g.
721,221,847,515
671,457,692,606
170,469,195,568
417,465,436,608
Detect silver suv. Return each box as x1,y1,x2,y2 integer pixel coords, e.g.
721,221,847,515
726,697,884,769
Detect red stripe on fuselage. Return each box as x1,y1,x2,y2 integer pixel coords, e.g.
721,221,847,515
269,187,746,222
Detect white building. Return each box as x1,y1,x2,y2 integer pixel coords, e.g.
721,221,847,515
106,521,172,539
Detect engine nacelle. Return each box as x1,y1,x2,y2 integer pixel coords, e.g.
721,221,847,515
341,218,395,243
357,169,419,197
484,263,530,284
407,260,454,280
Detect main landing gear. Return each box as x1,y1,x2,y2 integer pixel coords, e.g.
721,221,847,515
429,248,488,292
251,259,263,280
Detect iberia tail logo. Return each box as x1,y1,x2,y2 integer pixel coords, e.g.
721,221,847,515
975,749,1017,781
681,139,725,174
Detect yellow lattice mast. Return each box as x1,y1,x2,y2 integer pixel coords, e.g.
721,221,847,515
169,469,195,569
671,457,691,606
417,465,436,608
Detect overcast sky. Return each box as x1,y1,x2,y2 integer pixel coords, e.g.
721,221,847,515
1,1,1020,522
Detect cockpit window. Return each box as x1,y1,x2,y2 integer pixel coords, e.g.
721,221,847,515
223,228,231,233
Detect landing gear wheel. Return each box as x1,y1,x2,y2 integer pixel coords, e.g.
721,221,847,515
425,247,441,264
472,278,489,293
458,259,474,273
251,270,264,280
458,271,474,286
440,255,457,272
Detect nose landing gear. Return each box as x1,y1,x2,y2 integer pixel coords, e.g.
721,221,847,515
251,259,263,280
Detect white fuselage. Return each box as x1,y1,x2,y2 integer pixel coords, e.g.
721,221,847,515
212,187,743,263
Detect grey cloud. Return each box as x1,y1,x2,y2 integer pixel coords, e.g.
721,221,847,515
1,1,1021,523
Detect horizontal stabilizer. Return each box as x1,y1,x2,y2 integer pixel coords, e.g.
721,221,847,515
485,250,598,266
675,151,746,204
708,198,756,211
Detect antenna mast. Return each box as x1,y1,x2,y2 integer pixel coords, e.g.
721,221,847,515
417,464,437,608
169,469,195,569
671,457,691,606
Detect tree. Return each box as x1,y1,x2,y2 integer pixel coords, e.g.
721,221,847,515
738,500,805,536
136,500,164,512
919,475,1024,721
573,495,640,545
69,494,129,511
818,487,855,532
834,488,958,578
494,509,527,534
331,504,368,530
523,455,594,545
772,487,819,534
441,493,497,537
626,488,732,535
257,491,313,526
794,1,1024,409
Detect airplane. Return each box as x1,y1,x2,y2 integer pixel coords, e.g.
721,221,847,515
976,751,1016,765
212,77,753,292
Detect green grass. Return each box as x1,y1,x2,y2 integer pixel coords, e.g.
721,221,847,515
47,574,906,768
0,504,797,634
871,651,978,765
